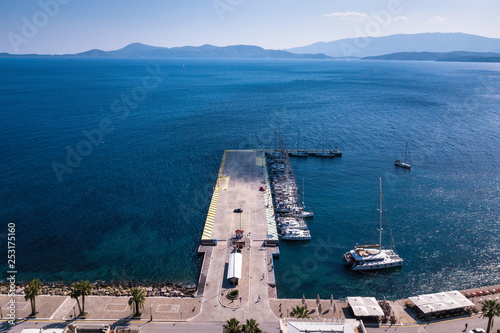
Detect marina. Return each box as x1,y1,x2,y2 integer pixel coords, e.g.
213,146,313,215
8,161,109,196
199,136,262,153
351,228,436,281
266,138,312,241
2,55,499,332
2,148,499,332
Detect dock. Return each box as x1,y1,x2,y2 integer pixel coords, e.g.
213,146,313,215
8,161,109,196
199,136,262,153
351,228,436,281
196,150,279,324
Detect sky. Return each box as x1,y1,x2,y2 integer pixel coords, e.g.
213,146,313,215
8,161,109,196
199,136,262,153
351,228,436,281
1,0,500,54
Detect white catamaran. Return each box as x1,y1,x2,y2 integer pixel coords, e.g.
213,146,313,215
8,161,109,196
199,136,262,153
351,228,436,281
343,178,403,271
395,142,411,169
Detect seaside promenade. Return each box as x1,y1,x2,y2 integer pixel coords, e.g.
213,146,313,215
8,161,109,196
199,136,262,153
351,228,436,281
2,150,499,332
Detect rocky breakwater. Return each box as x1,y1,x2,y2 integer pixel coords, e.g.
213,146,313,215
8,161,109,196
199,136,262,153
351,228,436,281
0,281,197,297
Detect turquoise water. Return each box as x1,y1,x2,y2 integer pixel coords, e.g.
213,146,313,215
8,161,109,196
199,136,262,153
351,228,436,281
0,58,499,299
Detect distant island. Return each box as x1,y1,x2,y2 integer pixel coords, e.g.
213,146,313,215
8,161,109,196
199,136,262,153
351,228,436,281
362,51,500,63
0,43,331,60
4,33,500,63
288,32,500,58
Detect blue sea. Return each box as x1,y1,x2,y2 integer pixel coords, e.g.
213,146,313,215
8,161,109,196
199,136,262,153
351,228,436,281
0,58,499,299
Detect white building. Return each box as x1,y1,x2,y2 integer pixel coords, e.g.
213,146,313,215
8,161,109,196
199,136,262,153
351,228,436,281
227,252,242,284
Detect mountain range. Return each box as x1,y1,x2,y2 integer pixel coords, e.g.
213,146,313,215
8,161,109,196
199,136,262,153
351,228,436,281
288,32,500,58
0,43,330,59
2,33,500,62
363,51,500,62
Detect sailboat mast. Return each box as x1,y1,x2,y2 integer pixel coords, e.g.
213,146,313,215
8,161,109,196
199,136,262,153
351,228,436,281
379,178,383,249
297,132,300,152
302,179,305,206
404,142,408,163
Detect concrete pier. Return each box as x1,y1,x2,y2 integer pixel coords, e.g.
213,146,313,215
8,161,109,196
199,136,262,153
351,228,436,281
196,150,279,326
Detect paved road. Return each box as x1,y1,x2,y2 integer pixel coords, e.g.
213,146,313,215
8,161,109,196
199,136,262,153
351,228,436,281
365,315,497,333
3,320,280,333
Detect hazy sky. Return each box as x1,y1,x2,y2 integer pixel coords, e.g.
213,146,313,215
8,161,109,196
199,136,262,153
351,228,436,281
1,0,500,54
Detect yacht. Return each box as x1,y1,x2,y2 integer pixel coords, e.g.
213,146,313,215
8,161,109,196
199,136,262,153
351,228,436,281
281,228,311,241
343,178,403,270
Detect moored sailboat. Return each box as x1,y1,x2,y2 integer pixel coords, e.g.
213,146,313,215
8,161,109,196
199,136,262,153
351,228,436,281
343,178,403,271
395,142,411,169
289,132,308,157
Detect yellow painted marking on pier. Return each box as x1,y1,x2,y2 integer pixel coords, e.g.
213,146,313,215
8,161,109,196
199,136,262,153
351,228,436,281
399,315,413,324
201,151,228,241
201,189,220,240
256,156,266,167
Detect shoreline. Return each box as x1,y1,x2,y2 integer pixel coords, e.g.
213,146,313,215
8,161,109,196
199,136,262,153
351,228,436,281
0,280,197,298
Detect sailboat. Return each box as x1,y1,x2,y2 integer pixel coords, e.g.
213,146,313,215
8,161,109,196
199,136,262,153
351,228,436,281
395,142,411,169
311,134,342,157
343,178,403,271
289,132,308,157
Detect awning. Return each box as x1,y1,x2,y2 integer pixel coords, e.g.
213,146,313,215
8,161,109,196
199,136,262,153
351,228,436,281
347,297,384,317
227,252,242,280
409,290,474,314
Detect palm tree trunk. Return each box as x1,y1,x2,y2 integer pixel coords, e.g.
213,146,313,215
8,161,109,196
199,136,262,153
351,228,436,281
76,299,82,315
30,297,35,316
487,316,492,333
82,295,85,315
136,302,139,317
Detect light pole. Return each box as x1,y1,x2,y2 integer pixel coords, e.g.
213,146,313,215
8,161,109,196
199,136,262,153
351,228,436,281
73,306,76,319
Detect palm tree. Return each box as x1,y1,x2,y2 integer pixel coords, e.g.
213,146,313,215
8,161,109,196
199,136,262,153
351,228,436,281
290,305,310,318
128,287,147,317
223,318,242,333
24,278,42,316
242,318,262,333
481,300,500,333
77,280,92,316
69,282,82,316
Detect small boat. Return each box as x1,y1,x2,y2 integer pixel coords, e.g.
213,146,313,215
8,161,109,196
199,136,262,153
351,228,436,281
300,180,313,218
300,210,314,218
343,178,403,270
311,133,341,157
395,142,411,169
312,151,336,158
289,151,309,157
281,228,311,241
279,221,308,231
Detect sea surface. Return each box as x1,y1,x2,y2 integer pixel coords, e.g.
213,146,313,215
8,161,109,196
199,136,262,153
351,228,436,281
0,58,499,299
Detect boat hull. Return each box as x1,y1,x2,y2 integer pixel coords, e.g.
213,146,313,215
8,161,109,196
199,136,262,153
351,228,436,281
282,236,311,241
311,153,336,158
289,152,309,157
351,261,403,270
395,161,411,169
343,250,403,271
